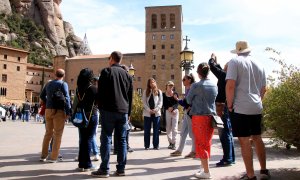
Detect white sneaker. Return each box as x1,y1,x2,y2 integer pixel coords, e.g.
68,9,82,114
93,154,100,161
195,171,211,179
74,156,78,161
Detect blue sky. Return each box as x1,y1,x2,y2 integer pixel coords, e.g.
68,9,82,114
61,0,300,79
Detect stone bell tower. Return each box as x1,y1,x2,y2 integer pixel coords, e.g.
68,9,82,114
145,5,183,93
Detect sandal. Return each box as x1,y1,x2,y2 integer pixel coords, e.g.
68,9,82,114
184,152,196,158
170,150,182,156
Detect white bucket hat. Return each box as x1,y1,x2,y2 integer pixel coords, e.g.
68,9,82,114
230,41,251,54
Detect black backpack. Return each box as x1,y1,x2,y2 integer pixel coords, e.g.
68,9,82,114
52,82,66,110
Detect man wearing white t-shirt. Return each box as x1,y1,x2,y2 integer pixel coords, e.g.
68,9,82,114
226,41,270,180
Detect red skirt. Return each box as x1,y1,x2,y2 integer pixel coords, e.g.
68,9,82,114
192,115,214,159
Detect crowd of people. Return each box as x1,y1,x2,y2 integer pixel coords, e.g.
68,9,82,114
1,41,270,179
0,101,43,122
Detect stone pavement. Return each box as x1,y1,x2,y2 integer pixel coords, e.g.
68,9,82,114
0,120,299,180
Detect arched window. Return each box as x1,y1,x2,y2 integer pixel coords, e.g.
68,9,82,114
152,14,157,29
152,65,156,70
170,13,175,28
161,14,166,29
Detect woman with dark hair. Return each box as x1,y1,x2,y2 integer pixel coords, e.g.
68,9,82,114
170,73,196,158
186,63,218,179
142,78,163,150
75,68,99,171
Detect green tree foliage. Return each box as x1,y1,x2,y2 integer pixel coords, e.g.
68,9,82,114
130,92,144,129
2,13,52,66
263,47,300,149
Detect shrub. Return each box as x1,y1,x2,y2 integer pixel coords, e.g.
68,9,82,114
263,48,300,149
130,92,144,129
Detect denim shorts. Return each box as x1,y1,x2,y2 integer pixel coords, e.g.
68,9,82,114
229,111,262,137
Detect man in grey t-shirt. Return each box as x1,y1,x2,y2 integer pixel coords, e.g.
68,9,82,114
226,41,270,180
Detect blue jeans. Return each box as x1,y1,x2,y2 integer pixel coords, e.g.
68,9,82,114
99,110,128,173
144,116,160,148
78,114,98,168
23,110,30,122
218,107,235,163
91,111,99,155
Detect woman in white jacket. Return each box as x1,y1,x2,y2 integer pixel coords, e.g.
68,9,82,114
142,78,163,150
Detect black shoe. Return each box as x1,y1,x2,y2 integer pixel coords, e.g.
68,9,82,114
216,159,233,167
114,170,125,176
145,147,149,150
91,170,109,178
153,147,159,150
260,169,271,180
240,174,257,180
171,144,176,150
168,143,173,149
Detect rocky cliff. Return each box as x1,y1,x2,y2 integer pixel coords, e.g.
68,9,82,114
0,0,83,65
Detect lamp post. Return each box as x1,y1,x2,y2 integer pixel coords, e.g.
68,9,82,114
128,63,135,78
180,35,194,75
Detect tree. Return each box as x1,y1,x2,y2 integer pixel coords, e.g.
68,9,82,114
263,47,300,149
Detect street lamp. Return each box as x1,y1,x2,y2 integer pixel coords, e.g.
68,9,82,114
180,35,194,75
128,63,135,77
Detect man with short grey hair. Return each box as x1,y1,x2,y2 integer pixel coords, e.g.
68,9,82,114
40,68,71,163
226,41,270,180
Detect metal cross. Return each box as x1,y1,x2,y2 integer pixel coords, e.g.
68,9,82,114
183,35,190,49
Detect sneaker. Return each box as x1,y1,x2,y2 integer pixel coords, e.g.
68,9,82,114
195,171,211,179
127,147,134,152
145,147,149,150
47,159,57,163
171,144,176,150
77,165,98,172
58,154,63,161
216,159,233,167
114,170,125,176
184,152,196,158
260,169,271,180
168,143,173,149
93,154,100,161
170,150,182,157
39,156,47,162
91,170,109,178
240,174,257,180
153,147,160,150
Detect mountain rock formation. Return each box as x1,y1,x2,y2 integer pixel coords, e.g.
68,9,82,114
0,0,83,59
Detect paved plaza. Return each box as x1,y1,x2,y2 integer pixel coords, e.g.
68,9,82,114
0,119,299,180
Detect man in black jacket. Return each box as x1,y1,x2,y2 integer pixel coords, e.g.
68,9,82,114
92,51,133,178
208,53,235,167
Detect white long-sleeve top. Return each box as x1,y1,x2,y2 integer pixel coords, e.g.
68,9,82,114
142,90,163,117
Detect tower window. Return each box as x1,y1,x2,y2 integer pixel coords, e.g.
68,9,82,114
151,14,157,29
2,74,7,82
171,64,174,69
3,64,7,69
161,14,166,29
17,66,20,71
171,74,175,80
152,34,156,40
153,55,156,60
161,35,166,40
171,44,174,49
18,57,21,61
162,55,165,59
4,54,7,59
170,34,174,39
170,13,176,28
152,45,156,49
152,65,156,70
162,44,165,49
